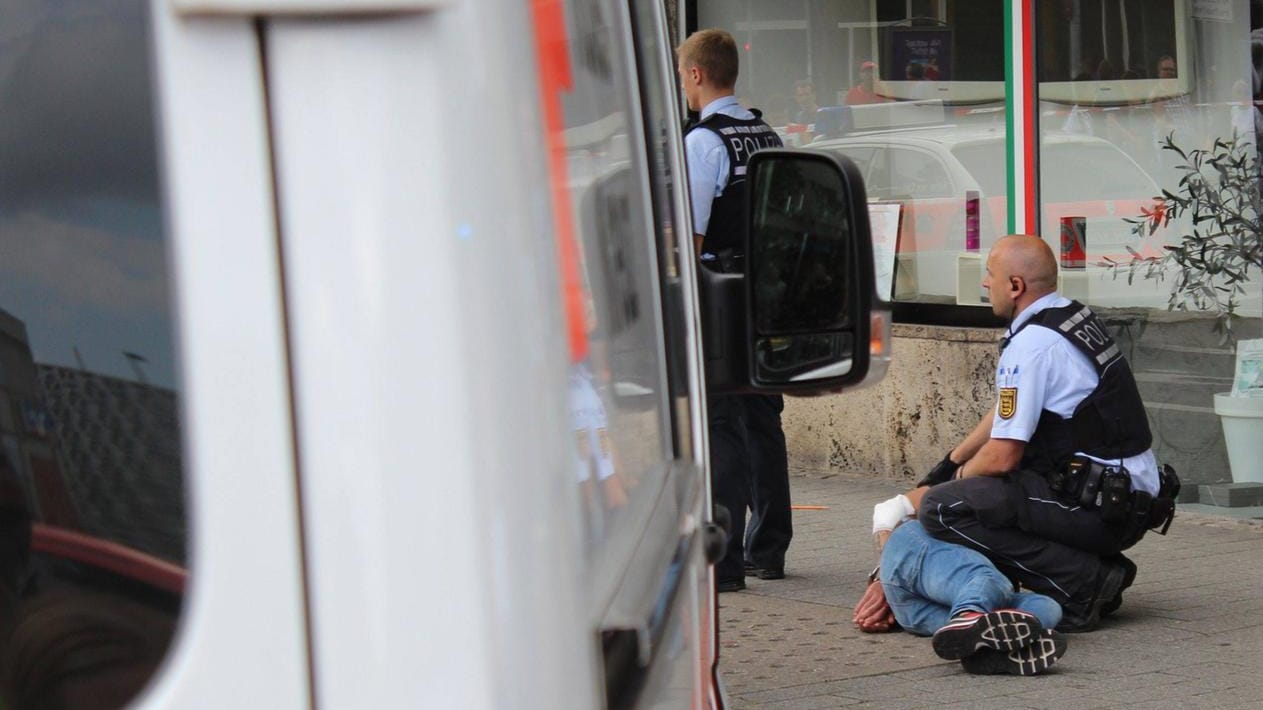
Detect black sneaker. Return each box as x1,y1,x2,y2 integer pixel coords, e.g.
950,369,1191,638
717,577,746,593
931,610,1043,660
1100,554,1138,618
1056,562,1127,633
960,629,1067,676
744,561,785,580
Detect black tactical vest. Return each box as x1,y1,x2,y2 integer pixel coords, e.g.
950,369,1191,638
1011,301,1153,474
686,110,782,258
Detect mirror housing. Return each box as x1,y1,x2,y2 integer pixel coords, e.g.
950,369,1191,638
701,149,885,396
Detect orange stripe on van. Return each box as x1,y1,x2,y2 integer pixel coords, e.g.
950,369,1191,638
530,0,589,363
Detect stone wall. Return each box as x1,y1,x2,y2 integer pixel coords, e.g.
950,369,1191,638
783,323,1001,483
782,315,1256,497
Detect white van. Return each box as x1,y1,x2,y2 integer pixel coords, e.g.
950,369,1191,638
0,1,887,708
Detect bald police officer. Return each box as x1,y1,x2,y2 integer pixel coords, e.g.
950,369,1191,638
918,235,1170,632
677,29,788,592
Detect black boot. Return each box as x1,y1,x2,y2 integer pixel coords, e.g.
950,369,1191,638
1056,562,1127,633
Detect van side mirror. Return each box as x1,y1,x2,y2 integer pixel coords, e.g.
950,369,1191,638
700,150,885,396
746,149,879,392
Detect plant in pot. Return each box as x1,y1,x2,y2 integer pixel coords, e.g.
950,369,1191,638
1104,133,1263,484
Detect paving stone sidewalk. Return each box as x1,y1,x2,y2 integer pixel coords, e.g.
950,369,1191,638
719,472,1263,710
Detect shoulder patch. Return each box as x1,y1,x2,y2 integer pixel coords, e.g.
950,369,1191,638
998,387,1018,419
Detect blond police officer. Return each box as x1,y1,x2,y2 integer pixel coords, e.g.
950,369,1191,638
677,29,788,592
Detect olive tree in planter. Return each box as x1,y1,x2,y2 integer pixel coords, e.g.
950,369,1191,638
1105,133,1263,483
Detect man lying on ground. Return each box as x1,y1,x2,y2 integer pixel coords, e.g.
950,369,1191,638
852,486,1068,676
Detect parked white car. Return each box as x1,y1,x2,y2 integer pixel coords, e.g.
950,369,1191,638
812,124,1173,307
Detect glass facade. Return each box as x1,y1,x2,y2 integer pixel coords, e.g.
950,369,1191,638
690,0,1263,487
693,0,1261,316
697,0,1011,305
1038,0,1260,316
1034,0,1263,489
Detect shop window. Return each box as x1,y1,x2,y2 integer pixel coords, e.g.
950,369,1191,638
697,0,1008,309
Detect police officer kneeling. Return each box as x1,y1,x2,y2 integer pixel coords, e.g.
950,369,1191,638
917,234,1179,633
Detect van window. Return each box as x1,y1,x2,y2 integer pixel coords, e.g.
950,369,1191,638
0,1,185,707
557,0,675,613
628,0,696,457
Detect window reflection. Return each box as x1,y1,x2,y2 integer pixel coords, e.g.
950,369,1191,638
0,1,186,707
699,0,1262,314
554,0,673,613
700,0,1009,305
1038,0,1261,314
754,334,853,382
1031,0,1263,521
571,363,629,543
751,161,853,334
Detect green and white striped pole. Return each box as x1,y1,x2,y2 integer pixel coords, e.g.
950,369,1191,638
1005,0,1039,236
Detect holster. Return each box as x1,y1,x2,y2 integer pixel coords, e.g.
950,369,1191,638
1051,459,1180,543
1051,456,1128,509
1144,464,1181,536
1116,465,1181,545
1117,490,1153,548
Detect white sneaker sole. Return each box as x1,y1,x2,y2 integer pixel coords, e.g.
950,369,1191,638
961,629,1068,676
932,610,1042,660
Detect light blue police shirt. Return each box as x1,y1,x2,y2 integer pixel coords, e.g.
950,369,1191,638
991,292,1160,495
683,95,754,238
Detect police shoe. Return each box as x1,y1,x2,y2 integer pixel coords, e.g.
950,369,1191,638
743,561,785,580
717,577,746,593
960,629,1068,676
1056,562,1128,633
1100,553,1138,618
931,609,1042,660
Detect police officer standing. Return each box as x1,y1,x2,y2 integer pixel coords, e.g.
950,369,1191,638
918,235,1175,632
676,29,789,592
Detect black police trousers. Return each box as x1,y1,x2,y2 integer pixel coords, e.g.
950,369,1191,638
709,393,791,582
918,470,1127,609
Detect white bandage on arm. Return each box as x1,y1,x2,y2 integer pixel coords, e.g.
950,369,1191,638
871,494,916,535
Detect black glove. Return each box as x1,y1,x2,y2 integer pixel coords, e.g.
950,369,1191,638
916,452,959,488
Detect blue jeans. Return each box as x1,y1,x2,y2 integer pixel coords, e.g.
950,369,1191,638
879,521,1062,636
